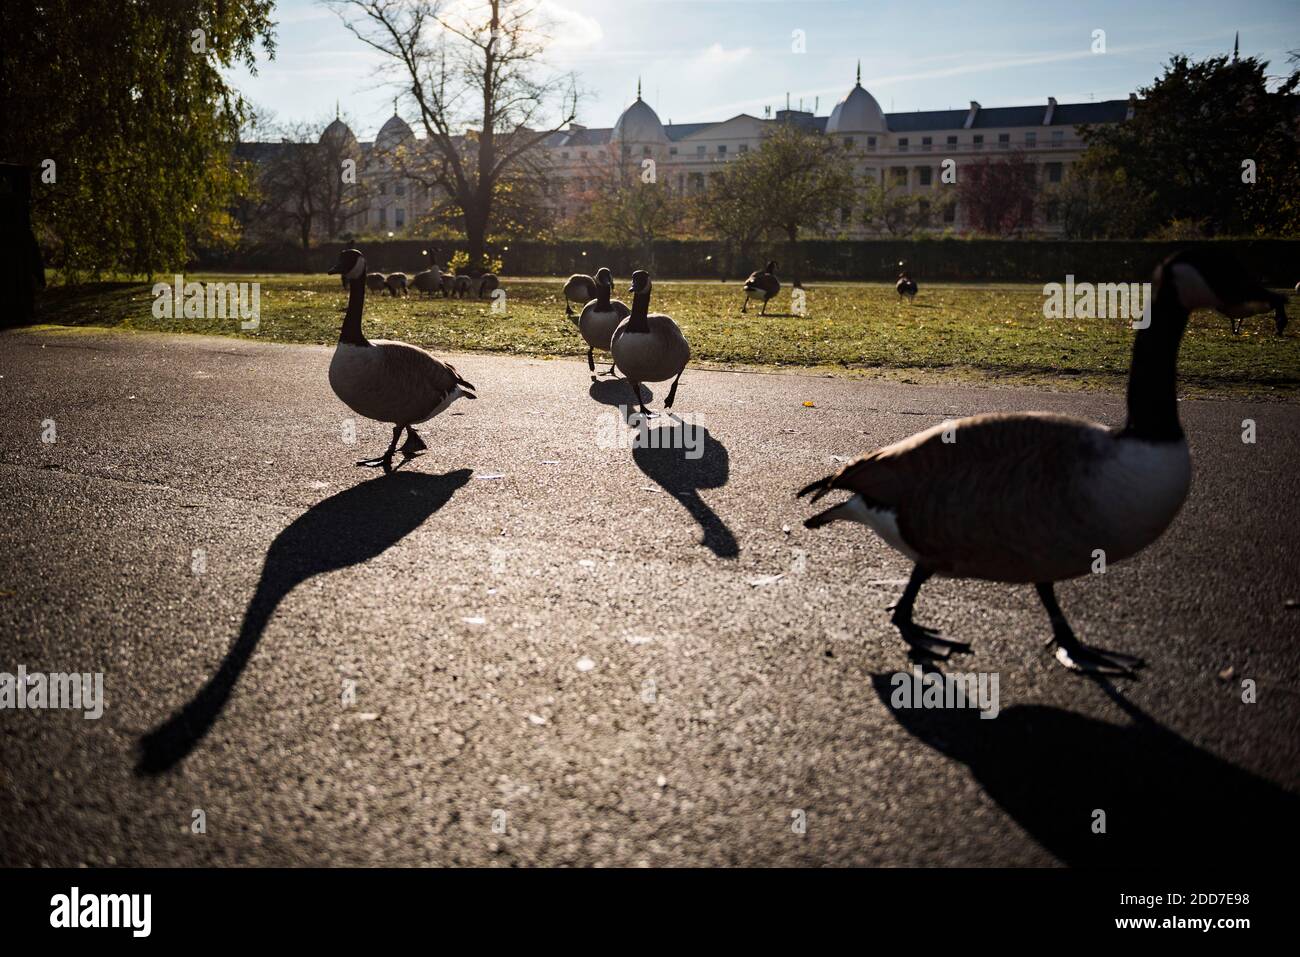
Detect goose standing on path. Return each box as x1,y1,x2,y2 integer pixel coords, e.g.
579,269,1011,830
798,249,1287,676
327,248,477,473
577,267,630,378
563,272,599,318
896,272,918,301
611,270,690,418
742,261,780,314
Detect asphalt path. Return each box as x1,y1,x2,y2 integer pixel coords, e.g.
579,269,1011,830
1,326,1297,866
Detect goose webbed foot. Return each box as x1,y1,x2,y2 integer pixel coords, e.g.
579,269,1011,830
399,427,427,457
357,426,402,473
891,614,972,660
1036,581,1144,678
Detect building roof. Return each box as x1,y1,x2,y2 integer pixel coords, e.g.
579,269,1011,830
611,92,668,143
826,81,888,134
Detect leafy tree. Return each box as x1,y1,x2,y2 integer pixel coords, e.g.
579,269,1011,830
692,157,772,274
578,144,682,266
861,179,955,237
327,0,579,273
957,151,1039,236
0,0,276,277
1079,53,1300,237
1047,159,1149,239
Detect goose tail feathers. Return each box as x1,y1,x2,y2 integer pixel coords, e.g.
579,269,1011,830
796,473,837,503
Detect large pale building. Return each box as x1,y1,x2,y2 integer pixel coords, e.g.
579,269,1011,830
240,72,1132,242
539,70,1133,235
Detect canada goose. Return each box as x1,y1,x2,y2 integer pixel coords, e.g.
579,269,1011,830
611,270,690,417
1227,280,1289,334
411,269,440,297
477,273,499,299
563,273,599,318
577,267,630,377
896,273,918,300
742,261,780,314
385,272,409,297
327,248,477,473
798,248,1287,677
366,273,387,294
454,275,471,298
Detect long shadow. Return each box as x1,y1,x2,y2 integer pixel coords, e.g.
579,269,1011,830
869,668,1300,866
137,470,472,775
632,423,738,559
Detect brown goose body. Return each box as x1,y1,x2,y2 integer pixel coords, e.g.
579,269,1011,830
330,340,474,426
801,412,1190,583
611,313,690,383
564,274,598,305
454,275,471,298
385,272,408,297
579,298,631,353
411,269,440,296
366,273,387,293
478,274,499,299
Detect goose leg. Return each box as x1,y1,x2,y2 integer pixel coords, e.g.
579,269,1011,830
664,368,684,409
602,360,617,377
626,379,651,420
761,299,768,315
356,425,402,473
587,347,595,373
399,426,427,458
741,297,748,314
889,564,972,659
1036,582,1145,677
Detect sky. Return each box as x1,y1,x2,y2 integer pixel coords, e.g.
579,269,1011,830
230,0,1300,140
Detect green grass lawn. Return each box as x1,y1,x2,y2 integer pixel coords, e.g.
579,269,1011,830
30,274,1300,398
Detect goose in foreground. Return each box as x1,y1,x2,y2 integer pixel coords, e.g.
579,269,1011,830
385,272,409,297
896,272,918,300
798,248,1287,677
563,273,599,318
327,248,477,473
611,270,690,417
477,273,499,299
577,267,630,377
742,261,780,314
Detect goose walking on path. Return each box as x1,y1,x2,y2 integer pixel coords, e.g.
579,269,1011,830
577,267,629,378
611,270,690,418
564,273,599,318
742,261,780,314
798,249,1287,676
327,248,477,474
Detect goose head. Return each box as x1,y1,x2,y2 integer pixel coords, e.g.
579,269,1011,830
328,248,367,284
765,261,777,273
595,267,614,289
1155,249,1288,335
629,270,652,296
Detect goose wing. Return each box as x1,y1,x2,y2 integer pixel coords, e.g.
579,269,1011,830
372,341,476,422
800,412,1118,579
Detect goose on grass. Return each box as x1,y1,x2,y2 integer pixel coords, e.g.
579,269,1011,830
798,248,1287,677
327,248,477,474
563,273,599,318
742,261,779,314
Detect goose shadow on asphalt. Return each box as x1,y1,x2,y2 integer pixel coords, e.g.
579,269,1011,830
632,422,738,559
588,377,652,410
868,666,1300,866
135,469,473,776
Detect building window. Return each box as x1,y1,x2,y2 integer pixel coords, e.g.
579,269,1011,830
947,135,958,147
669,146,678,155
1045,200,1060,224
943,202,957,224
1047,162,1063,183
844,137,854,148
696,145,706,156
718,144,726,155
643,145,652,156
560,151,569,159
867,136,877,152
395,182,405,196
892,166,907,186
379,182,387,195
738,144,748,153
395,208,405,228
973,134,984,150
998,133,1010,149
1025,131,1037,148
1051,129,1064,147
921,136,932,151
918,166,932,186
898,137,909,152
379,208,387,227
580,151,588,159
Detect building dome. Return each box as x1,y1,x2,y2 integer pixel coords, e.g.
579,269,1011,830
825,65,887,134
612,83,668,144
320,116,357,150
374,112,414,152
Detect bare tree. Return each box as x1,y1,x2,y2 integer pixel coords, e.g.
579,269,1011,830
577,144,682,266
326,0,578,272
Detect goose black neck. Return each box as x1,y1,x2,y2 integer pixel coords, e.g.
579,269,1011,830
340,276,367,345
628,288,651,332
1121,283,1188,442
597,282,611,309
